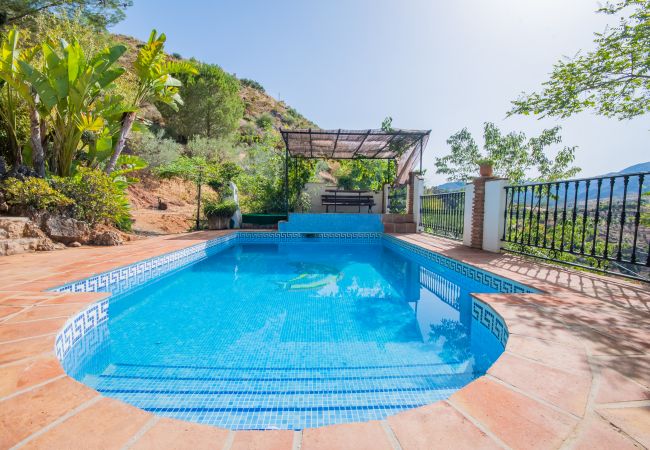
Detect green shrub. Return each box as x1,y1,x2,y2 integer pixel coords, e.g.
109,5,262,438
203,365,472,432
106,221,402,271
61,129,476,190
186,135,240,163
52,168,132,229
204,199,237,218
130,130,183,167
1,177,73,211
240,78,265,92
255,113,274,130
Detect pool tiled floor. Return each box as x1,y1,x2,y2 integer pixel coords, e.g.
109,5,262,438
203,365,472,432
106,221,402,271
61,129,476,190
0,230,648,449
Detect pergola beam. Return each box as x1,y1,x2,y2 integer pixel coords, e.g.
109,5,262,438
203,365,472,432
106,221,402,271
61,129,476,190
330,129,341,158
371,133,399,158
351,129,372,159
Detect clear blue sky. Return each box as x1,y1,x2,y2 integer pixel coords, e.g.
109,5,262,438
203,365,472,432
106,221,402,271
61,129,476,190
112,0,648,186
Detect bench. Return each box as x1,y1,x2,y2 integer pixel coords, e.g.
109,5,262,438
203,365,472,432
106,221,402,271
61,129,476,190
321,191,376,213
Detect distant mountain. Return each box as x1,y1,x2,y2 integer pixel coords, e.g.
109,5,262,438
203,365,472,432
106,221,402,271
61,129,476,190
575,162,650,201
617,162,650,174
433,162,650,202
435,181,465,192
435,161,650,199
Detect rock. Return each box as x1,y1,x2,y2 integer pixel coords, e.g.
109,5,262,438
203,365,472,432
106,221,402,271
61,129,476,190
0,191,7,213
0,217,30,239
36,239,58,251
44,216,90,245
68,241,82,248
0,216,61,256
0,238,40,256
90,229,123,246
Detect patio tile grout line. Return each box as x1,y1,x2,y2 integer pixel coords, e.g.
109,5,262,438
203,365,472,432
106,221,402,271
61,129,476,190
121,415,160,450
0,374,65,402
380,420,403,450
221,430,235,450
558,351,601,449
595,399,650,409
502,350,589,376
0,350,55,368
10,395,102,449
0,331,58,345
485,374,583,420
444,399,512,450
291,430,302,450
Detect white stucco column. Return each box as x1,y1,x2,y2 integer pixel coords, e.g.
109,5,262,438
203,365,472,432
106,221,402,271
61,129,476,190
382,184,390,214
462,183,474,247
412,175,424,231
482,179,508,252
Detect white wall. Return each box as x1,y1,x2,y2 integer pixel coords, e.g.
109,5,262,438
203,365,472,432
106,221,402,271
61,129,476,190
462,183,474,247
483,179,508,252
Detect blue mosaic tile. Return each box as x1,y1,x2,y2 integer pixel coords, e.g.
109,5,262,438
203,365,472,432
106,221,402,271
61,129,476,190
52,231,529,430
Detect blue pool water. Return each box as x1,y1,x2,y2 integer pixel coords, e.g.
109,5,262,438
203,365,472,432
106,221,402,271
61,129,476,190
63,239,509,430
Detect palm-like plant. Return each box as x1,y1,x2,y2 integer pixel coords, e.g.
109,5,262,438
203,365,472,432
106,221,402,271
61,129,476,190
0,29,44,175
105,30,197,173
19,38,127,176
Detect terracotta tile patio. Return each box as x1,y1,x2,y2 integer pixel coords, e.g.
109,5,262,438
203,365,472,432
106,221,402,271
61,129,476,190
0,231,648,449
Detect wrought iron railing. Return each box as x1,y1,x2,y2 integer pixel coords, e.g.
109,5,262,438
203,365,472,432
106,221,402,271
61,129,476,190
502,172,650,281
419,191,465,240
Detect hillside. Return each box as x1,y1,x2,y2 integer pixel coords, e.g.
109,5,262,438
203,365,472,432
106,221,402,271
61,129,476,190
111,34,316,133
111,33,319,234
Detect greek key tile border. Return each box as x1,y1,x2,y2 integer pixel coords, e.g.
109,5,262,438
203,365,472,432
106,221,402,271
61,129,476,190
55,299,109,361
52,231,529,359
472,298,509,348
237,232,383,243
50,233,238,295
382,235,536,294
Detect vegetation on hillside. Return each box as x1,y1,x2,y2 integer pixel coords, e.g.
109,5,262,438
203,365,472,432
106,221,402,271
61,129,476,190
0,3,327,236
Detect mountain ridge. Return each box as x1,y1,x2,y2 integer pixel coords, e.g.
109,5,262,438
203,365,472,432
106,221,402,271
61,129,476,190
435,162,650,193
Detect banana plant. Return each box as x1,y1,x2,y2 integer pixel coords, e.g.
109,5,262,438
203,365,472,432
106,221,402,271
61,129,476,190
18,38,127,176
0,28,45,175
104,29,197,173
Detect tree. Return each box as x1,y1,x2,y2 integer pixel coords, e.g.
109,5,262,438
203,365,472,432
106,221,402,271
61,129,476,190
104,30,197,174
159,62,243,141
0,29,47,175
509,0,650,120
16,36,127,176
435,122,580,183
1,0,132,30
332,116,400,191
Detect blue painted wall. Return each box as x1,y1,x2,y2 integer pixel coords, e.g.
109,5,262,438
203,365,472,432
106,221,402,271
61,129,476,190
278,213,384,232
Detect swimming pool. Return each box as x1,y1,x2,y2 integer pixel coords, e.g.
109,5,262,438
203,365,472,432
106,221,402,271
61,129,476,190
55,233,534,430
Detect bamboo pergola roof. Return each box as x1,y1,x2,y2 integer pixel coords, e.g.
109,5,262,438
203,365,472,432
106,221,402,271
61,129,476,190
280,128,430,185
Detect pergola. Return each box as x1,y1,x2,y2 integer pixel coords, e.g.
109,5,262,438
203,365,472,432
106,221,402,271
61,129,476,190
280,128,431,212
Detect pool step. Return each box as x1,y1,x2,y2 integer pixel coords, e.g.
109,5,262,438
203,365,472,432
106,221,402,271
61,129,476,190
87,361,480,429
382,214,417,234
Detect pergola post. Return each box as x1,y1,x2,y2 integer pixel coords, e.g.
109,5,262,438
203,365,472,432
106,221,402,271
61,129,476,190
419,136,423,173
284,146,289,214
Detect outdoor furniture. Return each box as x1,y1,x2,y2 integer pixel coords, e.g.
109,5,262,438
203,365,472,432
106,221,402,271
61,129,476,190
321,189,376,212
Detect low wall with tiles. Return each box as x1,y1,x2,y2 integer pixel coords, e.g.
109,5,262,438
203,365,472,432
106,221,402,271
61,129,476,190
382,234,535,295
279,213,384,232
53,232,533,362
471,298,508,348
55,298,109,361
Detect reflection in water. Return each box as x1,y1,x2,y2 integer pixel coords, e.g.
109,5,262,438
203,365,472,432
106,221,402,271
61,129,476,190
62,242,504,431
